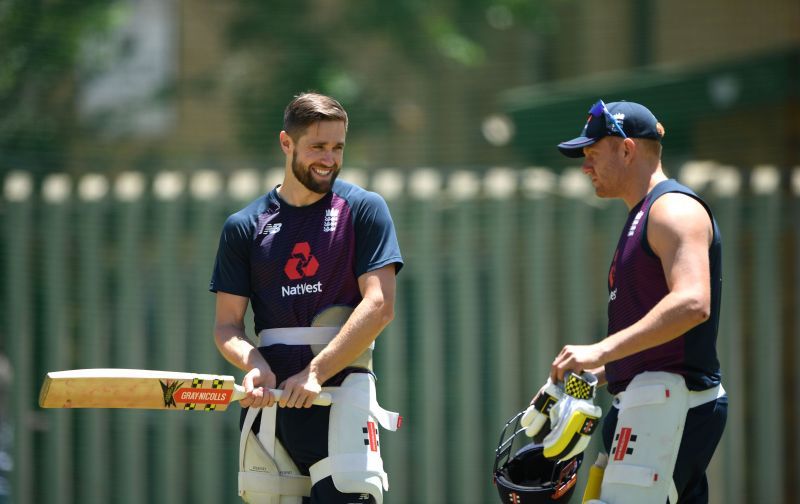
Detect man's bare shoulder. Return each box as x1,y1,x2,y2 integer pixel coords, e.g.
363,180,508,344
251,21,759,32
649,192,710,228
647,192,712,254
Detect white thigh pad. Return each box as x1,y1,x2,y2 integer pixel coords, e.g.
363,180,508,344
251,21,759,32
309,373,400,504
238,406,311,504
600,372,689,504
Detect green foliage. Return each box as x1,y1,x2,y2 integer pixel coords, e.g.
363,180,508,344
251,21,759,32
225,0,560,161
0,0,564,174
0,0,114,175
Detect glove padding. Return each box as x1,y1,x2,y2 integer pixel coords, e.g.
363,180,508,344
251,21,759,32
542,372,602,462
520,378,563,442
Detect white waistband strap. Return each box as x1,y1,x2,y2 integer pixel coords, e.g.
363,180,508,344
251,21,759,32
259,327,340,346
259,326,377,350
614,383,725,410
688,383,725,408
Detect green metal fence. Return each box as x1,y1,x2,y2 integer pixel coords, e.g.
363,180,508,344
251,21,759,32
1,163,795,503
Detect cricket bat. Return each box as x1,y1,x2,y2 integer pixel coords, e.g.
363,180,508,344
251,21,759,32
39,368,332,411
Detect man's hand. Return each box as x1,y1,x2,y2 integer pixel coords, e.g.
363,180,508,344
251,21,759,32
240,365,277,408
278,367,323,408
550,343,608,383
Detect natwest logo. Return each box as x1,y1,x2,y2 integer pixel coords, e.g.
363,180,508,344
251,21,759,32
282,281,322,298
284,242,319,280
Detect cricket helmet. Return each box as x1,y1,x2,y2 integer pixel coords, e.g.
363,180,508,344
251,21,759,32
493,409,583,503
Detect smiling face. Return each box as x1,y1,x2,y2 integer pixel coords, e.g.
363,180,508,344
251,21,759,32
283,120,346,197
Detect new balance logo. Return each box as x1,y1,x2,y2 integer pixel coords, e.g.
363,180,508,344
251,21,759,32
261,223,282,235
324,208,339,232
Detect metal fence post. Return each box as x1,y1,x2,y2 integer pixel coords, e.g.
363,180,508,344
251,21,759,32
520,168,558,391
186,169,233,504
484,168,523,436
445,170,486,504
407,169,445,503
111,172,149,504
40,174,74,504
371,169,410,504
750,166,783,503
701,166,744,504
3,171,34,504
75,173,111,504
151,171,188,504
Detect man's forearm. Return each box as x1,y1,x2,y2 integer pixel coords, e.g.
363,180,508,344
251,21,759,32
602,290,709,364
215,326,265,373
309,296,393,383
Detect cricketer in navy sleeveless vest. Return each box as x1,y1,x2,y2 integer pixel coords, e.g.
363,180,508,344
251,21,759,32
604,179,722,395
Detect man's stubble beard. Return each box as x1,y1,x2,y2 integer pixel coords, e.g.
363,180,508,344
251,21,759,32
292,151,339,194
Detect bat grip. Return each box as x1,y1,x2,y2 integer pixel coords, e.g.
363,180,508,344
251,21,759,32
233,384,332,406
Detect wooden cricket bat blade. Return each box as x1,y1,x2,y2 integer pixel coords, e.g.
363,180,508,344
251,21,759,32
39,369,331,411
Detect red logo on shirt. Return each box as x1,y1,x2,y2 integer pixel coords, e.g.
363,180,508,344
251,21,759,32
284,242,319,280
609,249,619,288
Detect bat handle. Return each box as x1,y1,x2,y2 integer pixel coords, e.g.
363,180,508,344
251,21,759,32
233,384,332,407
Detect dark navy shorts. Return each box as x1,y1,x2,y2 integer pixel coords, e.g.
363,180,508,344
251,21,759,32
242,404,376,504
602,393,728,504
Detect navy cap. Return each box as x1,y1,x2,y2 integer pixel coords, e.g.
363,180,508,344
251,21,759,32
557,100,662,158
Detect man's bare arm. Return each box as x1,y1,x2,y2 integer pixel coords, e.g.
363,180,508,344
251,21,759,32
552,193,712,381
278,264,397,407
311,264,396,382
599,193,712,361
214,291,276,407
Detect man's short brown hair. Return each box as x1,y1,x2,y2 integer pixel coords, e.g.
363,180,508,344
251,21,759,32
636,122,665,158
283,92,348,140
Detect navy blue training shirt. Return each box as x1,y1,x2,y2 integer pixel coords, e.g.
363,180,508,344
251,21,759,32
210,179,403,336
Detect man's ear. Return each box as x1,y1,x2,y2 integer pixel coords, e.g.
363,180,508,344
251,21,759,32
279,131,293,155
622,137,637,162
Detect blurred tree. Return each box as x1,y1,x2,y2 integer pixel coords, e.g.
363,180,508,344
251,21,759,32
226,0,562,167
0,0,115,176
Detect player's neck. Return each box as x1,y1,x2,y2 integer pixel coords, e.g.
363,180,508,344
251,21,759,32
622,169,667,210
647,171,668,193
277,178,327,207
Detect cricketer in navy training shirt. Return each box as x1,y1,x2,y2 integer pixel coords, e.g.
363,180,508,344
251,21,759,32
210,179,403,385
